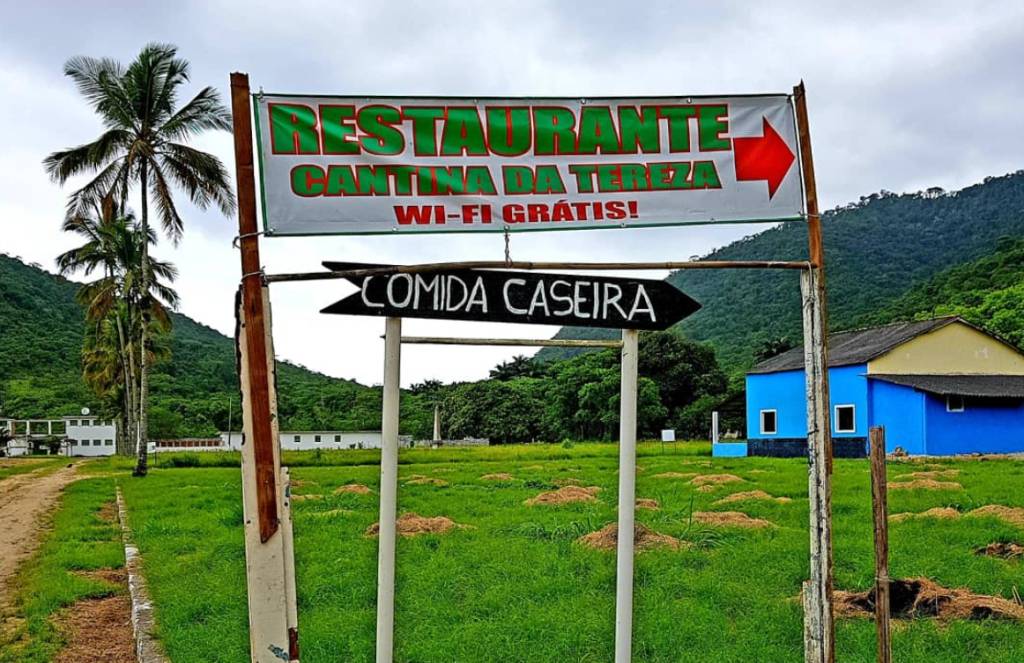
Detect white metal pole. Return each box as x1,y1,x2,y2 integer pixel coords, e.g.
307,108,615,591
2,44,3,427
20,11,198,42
614,328,639,663
376,317,402,663
712,411,720,445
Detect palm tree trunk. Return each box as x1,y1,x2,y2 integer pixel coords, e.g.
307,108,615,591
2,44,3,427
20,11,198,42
115,312,133,456
134,162,151,476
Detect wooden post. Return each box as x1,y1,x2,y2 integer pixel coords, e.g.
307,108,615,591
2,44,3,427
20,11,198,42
231,72,278,543
236,287,295,662
231,72,297,662
614,329,639,663
376,317,402,663
869,427,892,663
795,82,835,663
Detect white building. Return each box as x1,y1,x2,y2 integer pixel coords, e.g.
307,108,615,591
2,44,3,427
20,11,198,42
1,415,117,457
218,430,403,451
63,416,117,457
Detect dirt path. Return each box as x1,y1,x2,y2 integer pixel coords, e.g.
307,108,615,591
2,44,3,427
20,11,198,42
0,463,79,604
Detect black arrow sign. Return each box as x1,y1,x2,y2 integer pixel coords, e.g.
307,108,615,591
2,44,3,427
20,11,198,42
320,262,700,331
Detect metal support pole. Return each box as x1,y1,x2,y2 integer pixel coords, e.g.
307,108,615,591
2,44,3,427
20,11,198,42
376,317,402,663
614,328,639,663
712,411,720,445
869,427,892,663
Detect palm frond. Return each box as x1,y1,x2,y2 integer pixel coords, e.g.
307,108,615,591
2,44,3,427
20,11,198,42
159,143,236,216
159,86,232,141
148,161,185,242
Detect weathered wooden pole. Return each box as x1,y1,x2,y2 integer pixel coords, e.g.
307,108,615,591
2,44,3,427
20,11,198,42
614,328,639,663
794,81,835,663
869,426,892,663
376,317,402,663
231,72,298,663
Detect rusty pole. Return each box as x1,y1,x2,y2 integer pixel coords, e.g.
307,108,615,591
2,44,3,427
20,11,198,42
230,72,279,543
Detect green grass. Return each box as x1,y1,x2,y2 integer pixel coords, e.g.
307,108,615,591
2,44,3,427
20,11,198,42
0,457,69,481
0,477,123,662
12,444,1024,661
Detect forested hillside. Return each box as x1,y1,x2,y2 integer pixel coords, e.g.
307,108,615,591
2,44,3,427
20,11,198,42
0,254,423,436
862,236,1024,344
0,253,726,441
544,171,1024,369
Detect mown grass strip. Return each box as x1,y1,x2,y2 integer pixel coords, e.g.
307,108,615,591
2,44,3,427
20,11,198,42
0,477,122,663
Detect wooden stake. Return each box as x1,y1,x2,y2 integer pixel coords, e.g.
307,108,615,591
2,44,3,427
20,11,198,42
230,72,278,544
869,427,892,663
795,81,835,663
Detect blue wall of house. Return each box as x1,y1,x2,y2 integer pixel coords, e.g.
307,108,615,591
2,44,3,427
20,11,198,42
924,395,1024,455
867,379,926,454
746,364,869,439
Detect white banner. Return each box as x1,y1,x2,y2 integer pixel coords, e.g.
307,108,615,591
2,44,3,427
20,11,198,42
253,94,804,236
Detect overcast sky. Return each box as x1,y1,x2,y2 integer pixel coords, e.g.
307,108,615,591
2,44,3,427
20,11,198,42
2,1,1022,387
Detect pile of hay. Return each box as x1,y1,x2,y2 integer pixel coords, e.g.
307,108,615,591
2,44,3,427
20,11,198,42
690,474,744,492
334,483,372,495
900,469,960,480
976,542,1024,559
290,494,324,502
892,505,1024,527
970,505,1024,527
890,507,960,522
481,473,514,481
525,485,600,506
714,490,791,506
888,479,962,491
405,477,449,487
365,512,464,537
552,477,584,487
692,511,773,529
834,577,1024,621
653,471,696,480
577,523,686,551
636,498,660,510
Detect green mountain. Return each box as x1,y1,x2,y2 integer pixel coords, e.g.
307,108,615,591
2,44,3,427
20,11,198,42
542,171,1024,369
861,235,1024,344
0,254,434,437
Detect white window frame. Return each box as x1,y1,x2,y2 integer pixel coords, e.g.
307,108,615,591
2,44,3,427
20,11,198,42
946,395,965,412
759,409,778,435
834,404,856,433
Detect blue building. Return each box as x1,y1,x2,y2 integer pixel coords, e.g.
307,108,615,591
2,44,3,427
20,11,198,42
742,317,1024,457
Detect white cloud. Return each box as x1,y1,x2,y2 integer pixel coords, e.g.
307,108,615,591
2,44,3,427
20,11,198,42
2,0,1022,386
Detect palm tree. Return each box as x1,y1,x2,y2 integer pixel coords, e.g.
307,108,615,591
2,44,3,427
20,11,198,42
57,197,178,456
45,43,235,475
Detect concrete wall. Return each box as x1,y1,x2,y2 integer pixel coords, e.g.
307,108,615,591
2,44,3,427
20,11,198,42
924,394,1024,455
867,379,926,454
868,321,1024,375
219,431,387,451
746,364,869,440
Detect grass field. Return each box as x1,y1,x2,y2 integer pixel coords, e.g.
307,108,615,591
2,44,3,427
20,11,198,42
8,443,1024,661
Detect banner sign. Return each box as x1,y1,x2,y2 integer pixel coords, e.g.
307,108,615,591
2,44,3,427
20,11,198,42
254,94,804,236
320,263,701,330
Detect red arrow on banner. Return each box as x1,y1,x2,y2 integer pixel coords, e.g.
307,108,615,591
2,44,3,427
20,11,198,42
733,117,796,199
